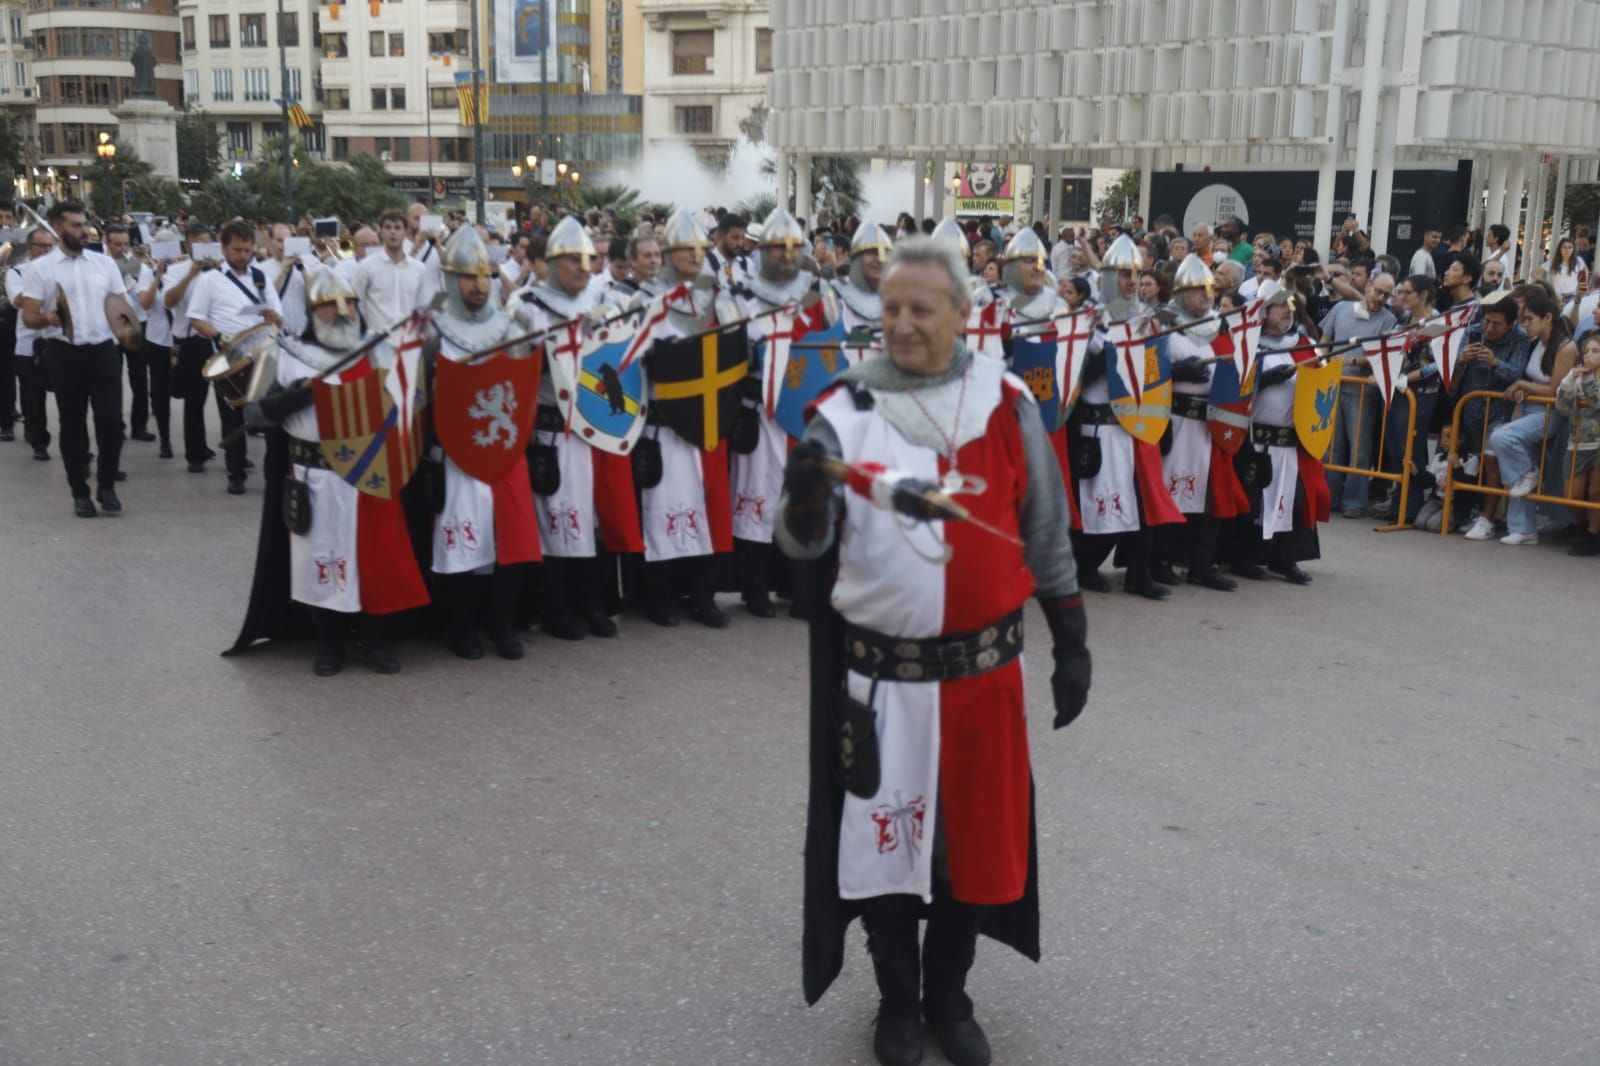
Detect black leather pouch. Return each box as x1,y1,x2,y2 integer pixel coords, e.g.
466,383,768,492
529,443,560,496
631,432,663,489
1070,434,1102,479
282,476,312,535
834,685,881,800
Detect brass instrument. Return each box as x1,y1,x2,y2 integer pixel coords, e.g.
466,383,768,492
314,235,356,261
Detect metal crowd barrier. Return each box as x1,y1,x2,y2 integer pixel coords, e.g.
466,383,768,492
1440,390,1600,534
1318,373,1418,532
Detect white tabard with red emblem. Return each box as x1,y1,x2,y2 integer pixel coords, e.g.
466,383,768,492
816,357,1037,907
1161,325,1216,515
1076,355,1140,535
280,344,362,612
729,303,787,543
643,315,719,562
1252,338,1302,538
433,334,505,573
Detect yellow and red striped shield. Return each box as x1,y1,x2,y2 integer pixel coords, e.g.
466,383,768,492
313,361,422,499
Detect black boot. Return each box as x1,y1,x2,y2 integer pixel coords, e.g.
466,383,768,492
685,555,731,628
862,902,923,1066
439,573,484,659
487,565,526,659
1567,530,1600,557
311,608,345,677
1186,566,1239,591
873,1011,924,1066
358,613,401,674
579,556,619,638
642,560,681,627
736,538,775,617
539,558,585,640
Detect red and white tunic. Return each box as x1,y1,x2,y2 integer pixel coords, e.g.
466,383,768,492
279,343,429,615
728,300,789,544
431,333,542,573
641,315,733,562
815,362,1037,906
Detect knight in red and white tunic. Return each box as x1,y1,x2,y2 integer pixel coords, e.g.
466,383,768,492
778,236,1091,1066
1153,254,1251,591
514,216,644,639
426,225,542,660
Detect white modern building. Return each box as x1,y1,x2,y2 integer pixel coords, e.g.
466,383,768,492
768,0,1600,267
177,0,323,165
640,0,769,168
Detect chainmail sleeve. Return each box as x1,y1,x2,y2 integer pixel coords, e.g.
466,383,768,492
1014,390,1080,599
775,412,845,560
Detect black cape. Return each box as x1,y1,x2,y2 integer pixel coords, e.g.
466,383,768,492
799,553,1042,1006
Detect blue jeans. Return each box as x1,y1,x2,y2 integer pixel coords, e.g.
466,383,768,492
1489,410,1570,535
1385,387,1438,521
1326,380,1378,511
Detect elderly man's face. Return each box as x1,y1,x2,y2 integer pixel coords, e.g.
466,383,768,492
552,253,589,295
881,258,969,376
1069,247,1088,272
668,246,702,277
1365,275,1394,312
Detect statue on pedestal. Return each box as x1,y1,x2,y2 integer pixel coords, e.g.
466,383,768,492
130,33,157,98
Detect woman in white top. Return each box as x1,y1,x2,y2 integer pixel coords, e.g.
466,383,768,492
1544,237,1587,303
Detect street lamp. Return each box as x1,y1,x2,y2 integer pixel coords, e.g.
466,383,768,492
511,163,523,178
96,132,116,165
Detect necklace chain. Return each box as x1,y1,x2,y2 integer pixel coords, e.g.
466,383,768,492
906,363,970,468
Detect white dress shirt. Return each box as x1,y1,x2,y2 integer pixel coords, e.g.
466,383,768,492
141,265,172,347
259,258,309,337
8,261,45,354
162,259,199,341
352,250,427,331
187,261,285,338
20,247,127,346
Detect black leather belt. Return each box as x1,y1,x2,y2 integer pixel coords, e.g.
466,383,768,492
1173,394,1209,420
536,404,564,432
1078,403,1116,426
1252,423,1296,448
288,437,332,469
844,609,1024,683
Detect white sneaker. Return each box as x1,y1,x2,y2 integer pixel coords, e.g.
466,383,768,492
1463,516,1495,541
1508,470,1539,497
1500,531,1539,545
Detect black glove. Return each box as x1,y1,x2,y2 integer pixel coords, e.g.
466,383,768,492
247,380,314,427
887,478,945,522
1042,594,1090,729
1259,363,1297,387
1171,357,1209,384
782,438,835,545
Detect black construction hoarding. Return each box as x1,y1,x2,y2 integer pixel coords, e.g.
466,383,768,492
1149,162,1472,264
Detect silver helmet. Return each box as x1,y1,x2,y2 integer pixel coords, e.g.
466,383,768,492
929,217,970,259
1000,227,1047,293
546,215,597,266
305,263,358,317
441,223,496,278
847,220,892,293
1172,253,1215,295
658,208,709,287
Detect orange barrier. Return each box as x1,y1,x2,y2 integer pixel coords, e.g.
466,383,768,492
1441,390,1600,534
1319,374,1417,532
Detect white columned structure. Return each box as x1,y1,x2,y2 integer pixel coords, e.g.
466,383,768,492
930,153,946,222
1370,91,1400,254
1485,153,1511,228
1314,0,1354,262
775,150,791,214
794,153,813,224
1136,148,1153,224
1549,157,1570,261
1045,151,1062,237
912,154,927,222
1522,159,1545,281
1030,151,1047,225
1505,154,1528,270
1349,0,1390,232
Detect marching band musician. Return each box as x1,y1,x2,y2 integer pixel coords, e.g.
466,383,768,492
716,207,830,618
136,228,177,459
777,235,1090,1066
8,224,56,460
260,223,311,339
163,222,220,479
1237,288,1327,583
623,209,732,630
18,201,144,518
105,222,167,452
426,225,542,661
187,220,285,496
1153,254,1249,591
235,269,430,675
515,216,643,640
1070,233,1185,599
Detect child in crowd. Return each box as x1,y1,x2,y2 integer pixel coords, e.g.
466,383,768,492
1553,334,1600,555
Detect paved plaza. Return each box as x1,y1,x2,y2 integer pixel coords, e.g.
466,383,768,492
2,422,1597,1066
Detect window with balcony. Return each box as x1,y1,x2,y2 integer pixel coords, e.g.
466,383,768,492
331,136,348,162
59,77,82,104
209,15,229,48
285,68,301,100
428,31,464,56
325,87,349,110
181,16,194,50
280,13,299,48
11,15,22,44
16,64,27,97
117,29,144,58
63,126,85,154
213,68,233,102
241,14,266,48
675,105,713,134
227,122,252,157
243,68,270,102
89,77,117,105
755,28,772,72
183,67,197,103
34,77,49,104
39,126,55,156
32,31,47,56
671,30,713,75
323,33,347,59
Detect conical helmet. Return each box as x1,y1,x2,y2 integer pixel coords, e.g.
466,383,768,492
929,217,970,258
546,215,597,263
760,208,806,250
658,208,710,252
1102,232,1142,271
441,223,495,277
305,264,358,316
849,220,893,259
1172,253,1214,295
1001,226,1046,267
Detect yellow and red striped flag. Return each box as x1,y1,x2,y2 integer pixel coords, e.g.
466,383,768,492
287,100,313,130
453,71,488,126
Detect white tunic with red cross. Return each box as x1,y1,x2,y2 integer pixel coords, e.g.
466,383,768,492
815,359,1037,906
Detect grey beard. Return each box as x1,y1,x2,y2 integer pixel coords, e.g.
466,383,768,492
313,315,362,352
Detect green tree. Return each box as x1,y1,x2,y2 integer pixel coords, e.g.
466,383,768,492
574,183,642,221
295,153,405,221
177,108,223,185
0,116,27,187
189,173,262,225
1093,169,1141,226
79,144,168,218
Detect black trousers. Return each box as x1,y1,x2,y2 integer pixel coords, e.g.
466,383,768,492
0,308,15,431
126,340,171,441
16,355,50,448
177,335,245,476
1074,526,1153,587
44,340,122,497
859,877,982,1022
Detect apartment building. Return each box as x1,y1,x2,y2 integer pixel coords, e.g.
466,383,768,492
639,0,767,169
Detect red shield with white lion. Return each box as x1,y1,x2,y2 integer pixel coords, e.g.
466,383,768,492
433,348,542,486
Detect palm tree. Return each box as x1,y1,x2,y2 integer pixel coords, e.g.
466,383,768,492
574,183,642,220
760,155,863,225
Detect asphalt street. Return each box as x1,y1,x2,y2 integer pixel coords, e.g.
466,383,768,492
2,412,1598,1066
